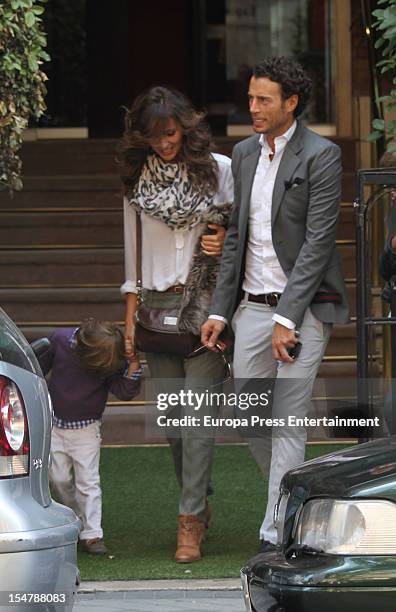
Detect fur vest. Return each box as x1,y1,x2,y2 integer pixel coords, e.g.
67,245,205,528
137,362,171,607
178,202,232,335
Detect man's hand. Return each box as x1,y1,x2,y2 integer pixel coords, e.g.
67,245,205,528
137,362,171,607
201,318,225,351
201,224,226,257
272,323,298,363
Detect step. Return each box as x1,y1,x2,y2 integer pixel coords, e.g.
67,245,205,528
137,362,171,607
0,210,123,246
18,325,75,342
19,320,358,345
318,360,357,377
0,206,356,249
338,243,356,280
101,408,151,446
20,139,120,176
0,287,125,323
0,272,356,321
19,136,357,171
337,204,355,241
19,323,360,372
0,189,121,210
16,135,357,203
344,284,356,316
325,322,356,356
318,357,383,378
101,384,367,447
16,174,120,191
0,248,124,285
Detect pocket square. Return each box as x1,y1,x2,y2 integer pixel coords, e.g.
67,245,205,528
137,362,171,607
284,177,305,190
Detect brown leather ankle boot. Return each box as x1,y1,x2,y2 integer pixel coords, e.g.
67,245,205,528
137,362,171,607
175,514,205,563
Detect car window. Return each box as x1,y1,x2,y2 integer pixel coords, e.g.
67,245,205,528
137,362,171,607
0,308,43,377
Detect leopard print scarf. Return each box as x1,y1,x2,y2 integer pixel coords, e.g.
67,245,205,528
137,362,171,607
128,154,214,230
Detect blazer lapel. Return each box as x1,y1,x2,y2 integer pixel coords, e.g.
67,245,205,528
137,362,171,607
271,123,304,224
240,145,260,228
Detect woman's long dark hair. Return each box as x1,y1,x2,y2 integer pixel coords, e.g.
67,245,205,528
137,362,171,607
117,86,218,194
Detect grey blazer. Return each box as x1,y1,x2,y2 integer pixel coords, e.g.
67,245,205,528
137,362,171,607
210,120,350,328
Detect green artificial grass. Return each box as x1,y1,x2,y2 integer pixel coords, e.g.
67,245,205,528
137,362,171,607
77,443,351,581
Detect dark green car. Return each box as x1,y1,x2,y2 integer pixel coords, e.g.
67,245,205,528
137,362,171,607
241,437,396,612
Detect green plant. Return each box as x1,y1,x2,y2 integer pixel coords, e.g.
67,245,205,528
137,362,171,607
369,0,396,153
0,0,49,191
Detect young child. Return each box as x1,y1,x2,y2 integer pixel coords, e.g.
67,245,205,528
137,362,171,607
39,319,142,555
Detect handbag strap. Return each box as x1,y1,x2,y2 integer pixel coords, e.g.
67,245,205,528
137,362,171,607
135,210,142,294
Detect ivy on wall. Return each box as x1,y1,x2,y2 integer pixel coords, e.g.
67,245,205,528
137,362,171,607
0,0,49,191
370,0,396,153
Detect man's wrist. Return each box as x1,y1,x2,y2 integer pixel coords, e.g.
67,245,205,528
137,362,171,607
208,314,228,325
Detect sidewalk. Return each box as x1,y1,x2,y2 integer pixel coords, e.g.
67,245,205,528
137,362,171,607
74,579,246,612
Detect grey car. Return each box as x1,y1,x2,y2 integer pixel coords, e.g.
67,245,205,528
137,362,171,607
0,307,79,611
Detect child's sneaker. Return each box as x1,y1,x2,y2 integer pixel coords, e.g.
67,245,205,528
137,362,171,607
80,537,108,555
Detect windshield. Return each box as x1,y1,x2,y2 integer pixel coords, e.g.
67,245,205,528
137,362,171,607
0,308,43,376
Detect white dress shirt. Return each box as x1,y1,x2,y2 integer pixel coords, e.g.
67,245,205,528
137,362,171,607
121,153,233,294
210,121,297,329
245,121,297,329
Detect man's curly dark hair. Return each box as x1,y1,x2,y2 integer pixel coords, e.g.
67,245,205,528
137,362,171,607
253,56,312,117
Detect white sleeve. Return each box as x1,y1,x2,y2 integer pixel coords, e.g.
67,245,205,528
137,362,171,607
213,154,234,204
120,198,139,295
209,314,228,325
222,160,234,204
272,313,296,330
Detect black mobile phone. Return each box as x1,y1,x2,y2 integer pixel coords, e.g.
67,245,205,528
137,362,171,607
287,341,302,359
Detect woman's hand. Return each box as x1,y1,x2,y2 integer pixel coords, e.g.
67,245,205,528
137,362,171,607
124,292,138,360
201,318,226,350
124,322,136,360
201,223,226,257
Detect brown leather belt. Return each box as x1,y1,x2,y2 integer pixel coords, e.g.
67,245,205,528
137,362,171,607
247,291,341,308
164,285,184,294
248,293,281,307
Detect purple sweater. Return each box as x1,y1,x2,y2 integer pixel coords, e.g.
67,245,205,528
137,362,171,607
39,328,141,421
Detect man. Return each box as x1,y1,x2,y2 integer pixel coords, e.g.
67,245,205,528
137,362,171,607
201,56,349,551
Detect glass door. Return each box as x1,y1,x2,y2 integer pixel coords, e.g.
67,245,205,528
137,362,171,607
195,0,334,135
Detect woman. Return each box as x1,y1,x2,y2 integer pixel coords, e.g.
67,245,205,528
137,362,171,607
118,86,233,563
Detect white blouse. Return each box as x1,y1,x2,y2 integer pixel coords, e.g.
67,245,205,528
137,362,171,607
121,153,234,294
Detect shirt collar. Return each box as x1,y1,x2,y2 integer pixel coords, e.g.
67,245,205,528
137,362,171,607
259,120,297,151
70,327,80,349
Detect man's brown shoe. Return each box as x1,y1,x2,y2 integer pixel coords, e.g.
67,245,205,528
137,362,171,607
175,514,205,563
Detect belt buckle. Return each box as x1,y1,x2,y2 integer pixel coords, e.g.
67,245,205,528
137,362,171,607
268,293,280,306
174,285,184,294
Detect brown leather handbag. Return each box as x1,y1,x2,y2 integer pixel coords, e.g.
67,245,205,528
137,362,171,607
133,212,200,355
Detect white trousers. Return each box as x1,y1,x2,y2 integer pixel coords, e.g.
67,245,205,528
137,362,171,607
50,421,103,540
232,298,331,542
